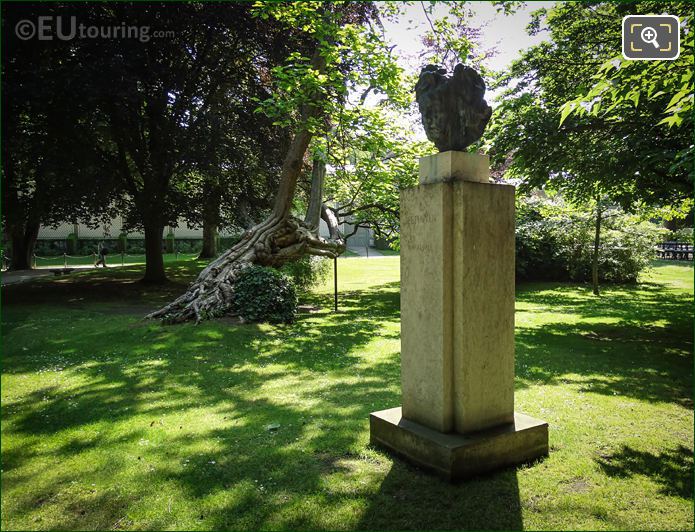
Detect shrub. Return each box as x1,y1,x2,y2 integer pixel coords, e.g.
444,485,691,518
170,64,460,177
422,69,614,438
34,240,66,257
668,227,693,243
76,239,113,255
279,256,330,293
515,206,570,281
516,196,667,283
125,239,146,254
174,239,203,254
232,266,297,324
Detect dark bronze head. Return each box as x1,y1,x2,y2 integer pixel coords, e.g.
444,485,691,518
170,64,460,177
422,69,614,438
415,64,492,152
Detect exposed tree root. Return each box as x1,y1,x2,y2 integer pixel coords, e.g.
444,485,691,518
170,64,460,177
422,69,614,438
145,211,344,324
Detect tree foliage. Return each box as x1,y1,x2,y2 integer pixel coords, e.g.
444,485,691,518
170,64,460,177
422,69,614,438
2,3,119,269
488,1,693,209
560,8,693,185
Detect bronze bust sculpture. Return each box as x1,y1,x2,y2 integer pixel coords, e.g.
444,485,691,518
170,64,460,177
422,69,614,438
415,64,492,152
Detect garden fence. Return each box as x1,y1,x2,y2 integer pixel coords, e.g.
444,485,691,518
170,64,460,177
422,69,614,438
1,252,200,270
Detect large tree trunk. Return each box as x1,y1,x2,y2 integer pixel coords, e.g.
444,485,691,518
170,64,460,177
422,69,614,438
9,221,39,271
143,215,166,283
3,175,41,270
199,194,220,259
199,220,218,259
592,201,602,296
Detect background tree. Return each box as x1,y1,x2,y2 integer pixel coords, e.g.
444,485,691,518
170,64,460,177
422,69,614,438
2,3,118,270
68,2,312,282
560,7,693,191
176,80,292,259
486,1,693,294
323,107,428,245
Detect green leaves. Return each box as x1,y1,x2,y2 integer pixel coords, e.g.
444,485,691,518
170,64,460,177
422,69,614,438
489,1,693,210
232,266,298,324
561,15,693,129
251,3,407,139
558,101,576,126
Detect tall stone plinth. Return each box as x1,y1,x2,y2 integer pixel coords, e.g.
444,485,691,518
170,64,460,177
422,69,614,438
370,151,548,481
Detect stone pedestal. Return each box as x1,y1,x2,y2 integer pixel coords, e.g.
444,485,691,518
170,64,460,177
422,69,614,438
370,151,548,480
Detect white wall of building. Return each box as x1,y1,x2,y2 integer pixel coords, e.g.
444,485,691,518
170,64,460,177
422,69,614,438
38,215,335,240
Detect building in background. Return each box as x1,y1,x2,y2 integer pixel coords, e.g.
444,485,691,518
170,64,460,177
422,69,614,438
34,216,372,252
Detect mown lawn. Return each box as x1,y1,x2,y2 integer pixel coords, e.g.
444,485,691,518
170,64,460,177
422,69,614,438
1,258,692,530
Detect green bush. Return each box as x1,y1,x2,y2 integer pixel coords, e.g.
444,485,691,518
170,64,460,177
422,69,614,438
515,208,569,281
125,239,146,254
76,239,114,255
279,256,330,293
668,227,693,243
232,266,297,324
174,239,203,254
34,240,64,257
516,197,667,283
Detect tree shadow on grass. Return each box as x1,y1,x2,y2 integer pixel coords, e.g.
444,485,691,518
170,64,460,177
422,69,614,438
596,444,693,499
2,357,402,529
516,280,692,328
515,322,693,406
2,279,403,529
1,261,207,322
2,263,692,529
515,280,693,406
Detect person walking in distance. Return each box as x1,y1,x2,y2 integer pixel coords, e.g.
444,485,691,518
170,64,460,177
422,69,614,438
95,241,109,267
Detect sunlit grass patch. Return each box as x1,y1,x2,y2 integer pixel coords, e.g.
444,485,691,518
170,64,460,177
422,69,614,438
2,258,692,530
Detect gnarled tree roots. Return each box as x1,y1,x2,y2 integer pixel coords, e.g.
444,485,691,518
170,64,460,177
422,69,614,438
145,215,345,324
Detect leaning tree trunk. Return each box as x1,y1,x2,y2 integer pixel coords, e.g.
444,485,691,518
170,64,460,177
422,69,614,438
146,50,345,324
199,179,221,259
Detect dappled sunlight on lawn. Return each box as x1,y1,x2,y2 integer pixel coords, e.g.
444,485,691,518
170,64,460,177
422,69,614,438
1,258,692,530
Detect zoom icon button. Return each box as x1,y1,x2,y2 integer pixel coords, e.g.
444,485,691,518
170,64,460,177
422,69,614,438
623,15,680,60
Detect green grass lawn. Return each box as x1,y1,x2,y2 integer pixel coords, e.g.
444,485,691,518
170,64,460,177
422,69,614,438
2,258,692,530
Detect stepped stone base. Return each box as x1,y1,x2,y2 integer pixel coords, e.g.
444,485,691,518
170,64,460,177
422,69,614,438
370,407,548,481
